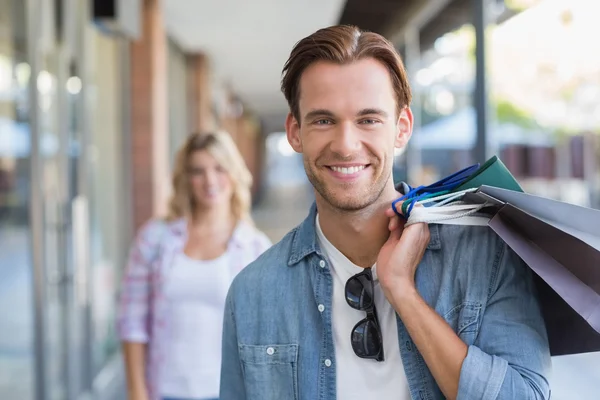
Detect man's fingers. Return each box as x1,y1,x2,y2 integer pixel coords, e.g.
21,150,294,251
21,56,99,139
388,222,402,241
389,215,399,231
402,222,431,249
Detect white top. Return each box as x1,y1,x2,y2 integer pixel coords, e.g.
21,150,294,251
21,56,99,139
160,251,233,398
316,214,411,400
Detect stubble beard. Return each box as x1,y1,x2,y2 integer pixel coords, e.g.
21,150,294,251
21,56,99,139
303,157,392,212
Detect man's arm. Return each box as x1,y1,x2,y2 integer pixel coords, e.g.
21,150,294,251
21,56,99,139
387,243,551,400
378,214,550,400
455,241,551,400
387,284,467,399
220,290,247,400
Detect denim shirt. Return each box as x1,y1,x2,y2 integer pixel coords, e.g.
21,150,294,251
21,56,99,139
220,204,551,400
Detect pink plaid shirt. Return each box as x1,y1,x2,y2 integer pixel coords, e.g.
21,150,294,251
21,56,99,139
116,217,271,400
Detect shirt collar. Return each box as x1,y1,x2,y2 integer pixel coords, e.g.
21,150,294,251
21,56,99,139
287,186,441,266
288,203,321,266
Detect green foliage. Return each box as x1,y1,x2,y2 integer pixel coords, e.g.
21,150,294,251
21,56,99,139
494,98,537,129
504,0,538,12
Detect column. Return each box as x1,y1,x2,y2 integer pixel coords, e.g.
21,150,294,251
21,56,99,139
187,53,216,133
404,27,422,183
129,0,170,230
473,0,490,163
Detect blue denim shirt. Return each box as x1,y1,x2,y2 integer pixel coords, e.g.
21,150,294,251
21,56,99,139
220,204,551,400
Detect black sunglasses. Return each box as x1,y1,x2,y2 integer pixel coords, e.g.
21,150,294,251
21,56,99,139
345,268,385,362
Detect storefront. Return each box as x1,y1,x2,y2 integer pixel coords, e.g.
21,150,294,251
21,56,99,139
1,0,272,398
0,0,135,399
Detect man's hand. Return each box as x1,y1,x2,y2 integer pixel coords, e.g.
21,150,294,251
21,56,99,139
376,203,430,297
377,201,466,400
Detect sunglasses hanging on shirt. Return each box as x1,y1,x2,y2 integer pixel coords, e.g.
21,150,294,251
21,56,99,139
345,268,385,362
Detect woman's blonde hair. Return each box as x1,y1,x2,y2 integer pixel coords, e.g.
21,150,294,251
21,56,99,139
166,131,253,223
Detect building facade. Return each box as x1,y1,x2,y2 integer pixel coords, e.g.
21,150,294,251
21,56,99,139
0,1,265,399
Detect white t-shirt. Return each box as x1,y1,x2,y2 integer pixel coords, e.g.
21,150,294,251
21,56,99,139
160,251,233,398
316,214,411,399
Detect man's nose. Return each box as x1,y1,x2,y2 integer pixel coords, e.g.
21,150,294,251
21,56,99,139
329,121,360,158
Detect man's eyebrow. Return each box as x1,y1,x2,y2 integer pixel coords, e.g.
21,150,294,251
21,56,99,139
304,109,335,122
303,108,389,122
357,108,389,118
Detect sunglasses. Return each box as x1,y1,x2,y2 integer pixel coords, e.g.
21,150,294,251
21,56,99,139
344,268,385,362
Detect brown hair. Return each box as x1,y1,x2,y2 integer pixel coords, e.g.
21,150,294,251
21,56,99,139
281,25,412,123
166,131,253,223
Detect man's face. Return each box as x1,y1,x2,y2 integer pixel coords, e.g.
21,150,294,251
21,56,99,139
286,58,412,212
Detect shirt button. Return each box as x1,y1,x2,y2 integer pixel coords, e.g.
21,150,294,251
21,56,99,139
319,260,326,268
318,304,325,313
324,359,332,367
266,347,275,355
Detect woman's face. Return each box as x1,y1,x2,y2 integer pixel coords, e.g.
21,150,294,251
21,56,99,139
187,150,233,210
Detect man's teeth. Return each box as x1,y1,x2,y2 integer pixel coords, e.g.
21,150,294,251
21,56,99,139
330,165,366,174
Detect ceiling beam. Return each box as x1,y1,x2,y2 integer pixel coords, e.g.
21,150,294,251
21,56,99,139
389,0,456,47
339,0,418,35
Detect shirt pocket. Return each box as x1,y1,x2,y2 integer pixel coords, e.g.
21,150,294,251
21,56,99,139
239,343,299,400
443,302,482,345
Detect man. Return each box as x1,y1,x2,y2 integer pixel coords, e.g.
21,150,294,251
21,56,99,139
220,25,551,400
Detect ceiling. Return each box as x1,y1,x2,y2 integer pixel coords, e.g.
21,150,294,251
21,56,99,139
338,0,422,37
418,0,518,52
163,0,347,117
163,0,478,123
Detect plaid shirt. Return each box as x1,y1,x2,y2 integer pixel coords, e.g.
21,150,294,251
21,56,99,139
117,217,271,400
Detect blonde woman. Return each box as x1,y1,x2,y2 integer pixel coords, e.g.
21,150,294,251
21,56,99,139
117,132,272,400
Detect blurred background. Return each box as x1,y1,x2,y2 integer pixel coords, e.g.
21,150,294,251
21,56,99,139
0,0,598,399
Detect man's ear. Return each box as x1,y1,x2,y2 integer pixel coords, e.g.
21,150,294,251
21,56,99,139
395,107,414,150
285,112,303,153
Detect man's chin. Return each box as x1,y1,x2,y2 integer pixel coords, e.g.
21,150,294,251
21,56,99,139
309,174,384,211
321,193,376,212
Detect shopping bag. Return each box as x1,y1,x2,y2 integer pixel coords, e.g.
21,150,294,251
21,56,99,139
455,155,524,193
394,156,522,220
393,156,600,354
464,187,600,356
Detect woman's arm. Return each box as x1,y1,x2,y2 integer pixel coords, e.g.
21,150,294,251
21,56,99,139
117,220,166,398
122,342,149,400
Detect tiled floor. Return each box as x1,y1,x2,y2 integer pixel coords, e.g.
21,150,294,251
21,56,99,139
0,226,34,400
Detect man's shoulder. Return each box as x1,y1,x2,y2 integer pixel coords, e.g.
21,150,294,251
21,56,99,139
422,223,525,309
435,223,505,254
431,223,512,281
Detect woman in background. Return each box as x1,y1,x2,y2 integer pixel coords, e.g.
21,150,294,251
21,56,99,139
118,131,272,400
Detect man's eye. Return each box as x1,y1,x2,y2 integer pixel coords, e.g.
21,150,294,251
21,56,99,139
315,119,333,125
360,119,378,124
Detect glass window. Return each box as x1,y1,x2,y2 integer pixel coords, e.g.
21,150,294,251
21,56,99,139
86,28,126,376
410,24,477,183
0,1,34,399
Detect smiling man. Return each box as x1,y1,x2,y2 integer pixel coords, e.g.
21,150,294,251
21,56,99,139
220,25,551,400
